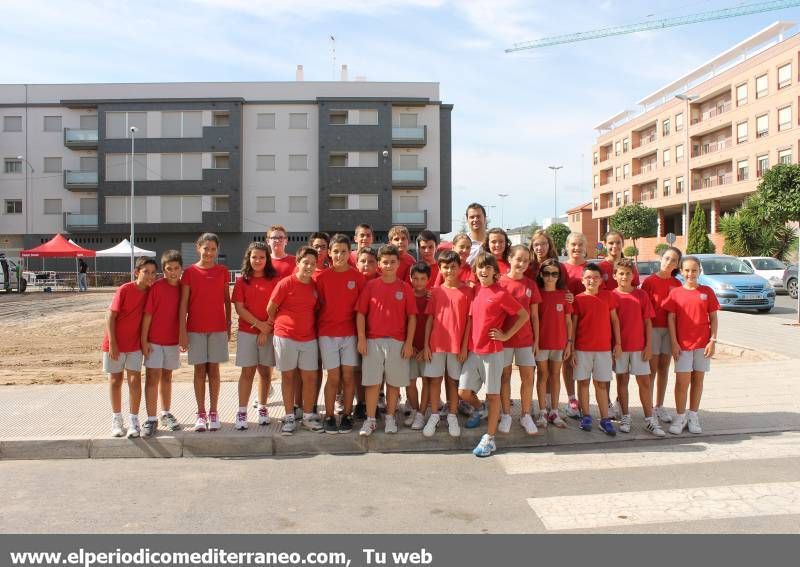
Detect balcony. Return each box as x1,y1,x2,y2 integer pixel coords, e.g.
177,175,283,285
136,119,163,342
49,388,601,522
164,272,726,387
633,132,657,150
64,128,98,149
693,174,732,191
392,210,427,226
392,126,427,147
691,101,732,125
64,213,98,232
63,170,98,191
392,167,427,188
691,139,732,157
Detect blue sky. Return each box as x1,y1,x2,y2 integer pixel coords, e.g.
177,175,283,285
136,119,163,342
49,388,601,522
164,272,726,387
2,0,798,233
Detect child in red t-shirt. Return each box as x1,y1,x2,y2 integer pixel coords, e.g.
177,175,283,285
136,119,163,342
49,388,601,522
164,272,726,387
405,263,431,430
422,250,473,438
562,232,589,417
232,242,280,431
141,250,183,437
389,225,417,282
356,245,418,436
349,224,374,268
352,246,379,419
317,234,365,434
433,233,474,288
664,255,719,435
460,253,528,457
611,258,664,437
415,230,439,288
267,224,295,280
598,230,640,290
179,233,231,433
481,227,511,280
641,246,683,424
267,246,321,435
498,245,541,436
534,258,573,429
571,263,622,436
104,257,156,438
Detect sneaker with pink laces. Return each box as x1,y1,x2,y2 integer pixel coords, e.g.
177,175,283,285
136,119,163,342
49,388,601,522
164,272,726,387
566,398,580,418
208,411,221,431
194,412,208,432
258,406,270,425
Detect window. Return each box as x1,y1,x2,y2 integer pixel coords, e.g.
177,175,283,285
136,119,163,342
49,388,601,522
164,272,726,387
3,116,22,132
161,153,202,180
80,115,98,130
105,196,146,223
779,148,792,165
256,196,276,212
289,113,308,129
623,190,630,204
106,111,147,138
212,196,229,212
756,114,769,138
5,200,22,214
359,110,379,125
257,113,276,129
663,148,671,166
593,198,599,211
4,158,22,174
43,116,62,132
663,119,670,136
161,112,181,138
212,154,230,169
162,112,202,138
757,154,769,177
615,166,621,180
104,153,146,181
614,141,620,156
737,121,748,143
44,199,62,215
593,174,598,188
663,178,671,196
778,106,792,131
676,176,684,194
329,152,348,167
358,151,378,167
359,194,379,209
623,163,630,178
212,112,230,127
160,195,202,223
736,83,748,106
128,112,147,137
676,144,684,162
43,157,62,173
593,152,598,165
161,154,181,180
80,156,98,171
778,63,792,88
756,74,768,98
289,154,308,170
737,159,749,181
399,113,418,128
256,155,276,171
615,192,621,206
622,138,629,153
675,112,684,131
289,196,307,212
329,195,348,209
330,111,348,125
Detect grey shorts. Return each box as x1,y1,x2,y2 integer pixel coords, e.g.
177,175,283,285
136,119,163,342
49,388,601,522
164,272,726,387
273,336,319,372
675,348,711,373
188,332,229,365
319,336,358,370
144,344,181,371
503,346,535,367
409,357,426,380
103,350,143,374
459,351,505,395
573,350,613,382
615,351,651,376
236,331,276,368
424,352,462,379
651,327,672,355
362,338,410,388
535,349,564,362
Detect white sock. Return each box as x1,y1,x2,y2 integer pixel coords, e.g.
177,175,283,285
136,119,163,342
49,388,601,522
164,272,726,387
147,416,157,422
113,412,122,419
238,406,246,413
676,412,686,420
688,410,698,417
161,409,170,416
129,414,139,423
569,395,577,401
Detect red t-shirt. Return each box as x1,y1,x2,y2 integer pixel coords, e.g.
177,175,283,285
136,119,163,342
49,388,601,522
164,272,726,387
415,260,439,290
469,283,523,355
269,275,319,342
599,259,640,290
102,281,148,352
396,253,417,282
232,275,280,335
425,284,474,354
356,278,417,341
563,261,588,295
538,289,573,351
498,275,541,348
468,258,510,285
433,263,473,287
641,274,682,328
181,264,229,333
144,278,180,346
412,293,429,350
271,256,296,280
663,285,720,350
348,250,359,268
573,290,618,352
613,288,655,352
316,267,365,337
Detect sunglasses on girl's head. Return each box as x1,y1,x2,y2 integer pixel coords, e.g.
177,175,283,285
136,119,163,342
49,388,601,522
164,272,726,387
542,270,560,277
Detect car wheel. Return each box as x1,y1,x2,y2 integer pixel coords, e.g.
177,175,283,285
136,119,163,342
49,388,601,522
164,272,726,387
18,279,27,293
788,278,798,300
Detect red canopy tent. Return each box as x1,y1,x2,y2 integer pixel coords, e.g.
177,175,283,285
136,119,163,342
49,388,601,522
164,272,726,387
21,234,96,290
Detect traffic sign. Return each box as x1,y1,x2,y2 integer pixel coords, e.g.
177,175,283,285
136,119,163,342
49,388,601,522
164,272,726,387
666,232,676,244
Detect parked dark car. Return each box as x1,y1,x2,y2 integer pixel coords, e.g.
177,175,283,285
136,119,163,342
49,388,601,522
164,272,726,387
783,264,798,299
636,260,660,277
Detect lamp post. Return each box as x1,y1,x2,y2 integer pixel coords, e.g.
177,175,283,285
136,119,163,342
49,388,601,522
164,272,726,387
548,165,563,222
129,126,138,281
497,193,509,229
674,94,697,239
16,156,34,234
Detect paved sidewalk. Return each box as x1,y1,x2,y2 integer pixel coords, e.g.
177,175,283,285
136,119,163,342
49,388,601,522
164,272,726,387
1,357,797,459
717,309,799,358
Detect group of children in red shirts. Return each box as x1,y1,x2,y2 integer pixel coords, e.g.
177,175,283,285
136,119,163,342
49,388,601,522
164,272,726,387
102,217,719,458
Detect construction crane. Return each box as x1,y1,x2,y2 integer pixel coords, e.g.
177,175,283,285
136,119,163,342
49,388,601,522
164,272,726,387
506,0,800,52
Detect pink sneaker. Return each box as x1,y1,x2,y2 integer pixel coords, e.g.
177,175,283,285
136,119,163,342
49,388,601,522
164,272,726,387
194,412,208,432
566,398,580,418
208,411,221,431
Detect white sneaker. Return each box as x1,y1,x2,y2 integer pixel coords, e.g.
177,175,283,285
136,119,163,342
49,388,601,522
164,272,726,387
126,416,140,439
447,414,461,437
520,414,538,435
565,398,580,418
619,414,632,433
194,412,208,432
535,411,548,429
234,411,248,430
498,413,513,434
669,413,687,435
687,411,702,434
385,415,398,434
359,417,376,437
302,416,323,432
334,392,344,415
411,411,426,430
645,416,666,437
404,409,417,427
548,410,567,428
423,414,440,437
610,401,622,420
257,406,270,426
655,406,673,423
281,415,297,435
111,415,125,437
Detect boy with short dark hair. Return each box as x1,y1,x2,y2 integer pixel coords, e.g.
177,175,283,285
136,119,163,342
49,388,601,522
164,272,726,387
416,230,439,288
388,225,416,282
350,224,374,267
406,262,431,429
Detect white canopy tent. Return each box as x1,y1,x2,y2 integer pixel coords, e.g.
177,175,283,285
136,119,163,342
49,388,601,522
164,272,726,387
95,239,156,258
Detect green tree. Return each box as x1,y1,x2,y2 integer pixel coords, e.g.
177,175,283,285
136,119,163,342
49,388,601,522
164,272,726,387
609,203,658,259
719,193,796,260
546,223,570,255
750,163,800,224
654,243,669,256
687,204,714,254
623,245,639,258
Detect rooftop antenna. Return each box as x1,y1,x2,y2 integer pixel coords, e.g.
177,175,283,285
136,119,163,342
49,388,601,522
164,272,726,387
330,35,336,80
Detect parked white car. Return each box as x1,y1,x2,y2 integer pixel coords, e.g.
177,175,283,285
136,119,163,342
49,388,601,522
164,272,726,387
740,256,788,292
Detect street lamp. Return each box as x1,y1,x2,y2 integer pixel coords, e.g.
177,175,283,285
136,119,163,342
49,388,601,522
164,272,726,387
497,193,509,229
486,205,497,227
16,156,34,233
674,94,697,238
129,126,138,281
548,165,563,221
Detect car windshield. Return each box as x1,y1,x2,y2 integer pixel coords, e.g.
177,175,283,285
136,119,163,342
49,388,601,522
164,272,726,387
751,258,785,270
637,261,659,275
700,258,754,275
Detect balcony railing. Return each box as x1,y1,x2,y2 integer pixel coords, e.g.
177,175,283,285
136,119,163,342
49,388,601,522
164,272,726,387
639,191,657,202
64,213,98,232
392,167,427,188
691,138,732,157
633,132,657,148
693,174,732,190
691,101,732,125
391,210,427,226
633,163,657,176
63,170,98,190
64,128,98,149
391,126,427,147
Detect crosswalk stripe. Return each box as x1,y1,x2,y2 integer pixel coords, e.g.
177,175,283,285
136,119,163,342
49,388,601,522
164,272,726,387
497,432,800,475
527,481,800,530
